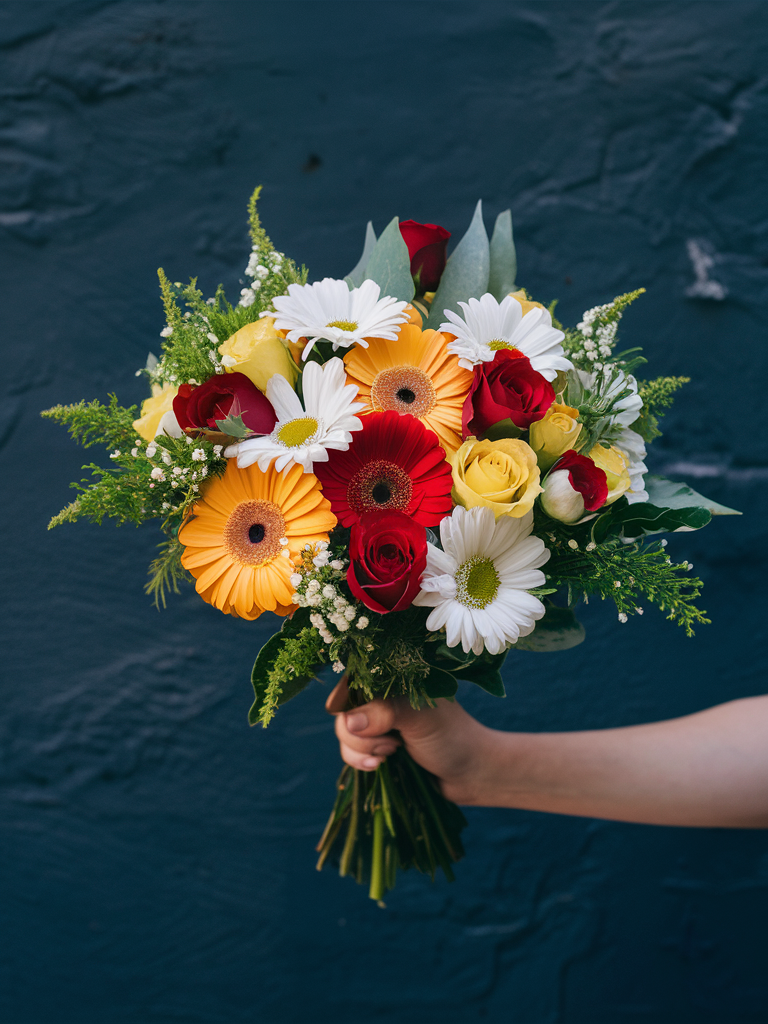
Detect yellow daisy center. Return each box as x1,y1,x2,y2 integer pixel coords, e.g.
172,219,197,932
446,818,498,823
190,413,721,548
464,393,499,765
455,556,500,609
370,365,436,419
277,416,318,448
488,339,516,351
326,320,358,332
223,500,286,566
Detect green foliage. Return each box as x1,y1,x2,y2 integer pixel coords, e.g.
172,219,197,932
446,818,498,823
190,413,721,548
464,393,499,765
153,271,225,386
590,495,711,543
244,185,307,309
425,200,490,330
362,216,415,303
545,537,709,637
42,396,227,529
514,602,586,652
42,396,139,451
644,475,741,516
563,288,646,371
150,188,307,390
632,375,690,441
344,221,377,288
638,375,690,415
250,609,326,727
488,209,516,301
145,536,190,609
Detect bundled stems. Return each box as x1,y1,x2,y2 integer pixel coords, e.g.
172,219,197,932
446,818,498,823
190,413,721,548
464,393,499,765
316,743,467,902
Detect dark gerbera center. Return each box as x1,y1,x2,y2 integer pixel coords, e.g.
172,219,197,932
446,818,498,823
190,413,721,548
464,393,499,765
370,365,436,419
248,523,265,544
347,459,413,517
224,500,286,566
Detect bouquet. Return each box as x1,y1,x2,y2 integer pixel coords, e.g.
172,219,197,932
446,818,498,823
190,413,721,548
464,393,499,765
44,189,739,902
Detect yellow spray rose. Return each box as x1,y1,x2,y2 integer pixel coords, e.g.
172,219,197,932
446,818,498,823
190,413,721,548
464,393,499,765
448,437,542,518
132,382,178,442
529,402,582,472
589,444,631,504
219,317,298,393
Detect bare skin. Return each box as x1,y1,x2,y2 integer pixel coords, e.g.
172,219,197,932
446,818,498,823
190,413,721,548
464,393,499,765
327,681,768,828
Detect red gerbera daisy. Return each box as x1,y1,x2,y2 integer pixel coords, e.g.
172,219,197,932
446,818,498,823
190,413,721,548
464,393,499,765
314,410,453,527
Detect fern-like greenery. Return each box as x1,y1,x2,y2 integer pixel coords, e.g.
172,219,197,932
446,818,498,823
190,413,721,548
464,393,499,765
546,538,709,636
145,536,190,609
42,396,139,450
633,375,690,442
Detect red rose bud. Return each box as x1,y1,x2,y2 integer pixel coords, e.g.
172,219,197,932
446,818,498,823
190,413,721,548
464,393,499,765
399,219,451,293
347,509,428,614
173,372,276,435
540,449,608,523
462,351,555,437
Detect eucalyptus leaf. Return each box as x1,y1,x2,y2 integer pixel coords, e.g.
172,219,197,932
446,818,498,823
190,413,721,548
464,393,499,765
645,475,741,516
514,603,586,652
425,200,490,330
488,209,517,300
363,216,414,302
344,221,377,289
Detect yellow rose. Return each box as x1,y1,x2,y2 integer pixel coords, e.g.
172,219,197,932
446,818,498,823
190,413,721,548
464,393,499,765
589,444,631,504
219,317,298,392
448,437,542,518
529,403,582,472
132,383,178,442
509,288,547,318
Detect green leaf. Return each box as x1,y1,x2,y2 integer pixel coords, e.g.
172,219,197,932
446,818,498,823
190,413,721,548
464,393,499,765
645,475,741,517
591,499,711,543
488,209,517,300
429,642,477,667
345,221,377,289
455,649,507,695
422,666,459,700
425,200,490,330
248,610,319,725
214,413,251,439
363,216,415,302
514,603,586,652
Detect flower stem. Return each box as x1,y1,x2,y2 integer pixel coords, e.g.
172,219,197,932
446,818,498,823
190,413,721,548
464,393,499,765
369,808,385,902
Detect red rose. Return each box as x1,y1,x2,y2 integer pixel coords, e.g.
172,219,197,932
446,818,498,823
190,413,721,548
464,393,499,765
399,220,451,293
540,449,608,523
462,351,555,437
552,449,608,511
347,509,427,614
173,372,276,435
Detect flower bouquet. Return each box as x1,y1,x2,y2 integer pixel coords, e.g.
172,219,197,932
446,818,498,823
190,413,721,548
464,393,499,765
44,189,739,902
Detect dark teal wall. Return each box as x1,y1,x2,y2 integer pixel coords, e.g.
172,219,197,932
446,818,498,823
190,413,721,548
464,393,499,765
2,3,767,1022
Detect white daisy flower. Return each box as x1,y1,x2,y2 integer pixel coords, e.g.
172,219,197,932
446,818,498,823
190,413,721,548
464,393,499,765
577,367,643,428
225,357,363,474
263,278,410,360
440,293,572,381
413,506,550,656
616,426,649,504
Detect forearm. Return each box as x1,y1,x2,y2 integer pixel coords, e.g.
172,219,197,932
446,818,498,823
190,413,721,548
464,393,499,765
473,696,768,827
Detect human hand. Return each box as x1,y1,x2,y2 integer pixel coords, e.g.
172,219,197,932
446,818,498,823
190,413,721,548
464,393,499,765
326,677,496,805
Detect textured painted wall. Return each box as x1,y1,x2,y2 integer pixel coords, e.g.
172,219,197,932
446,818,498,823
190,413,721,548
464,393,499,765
2,2,767,1022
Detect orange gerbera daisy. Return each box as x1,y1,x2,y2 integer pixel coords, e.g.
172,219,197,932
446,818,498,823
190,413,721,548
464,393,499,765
343,323,473,452
178,459,336,620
